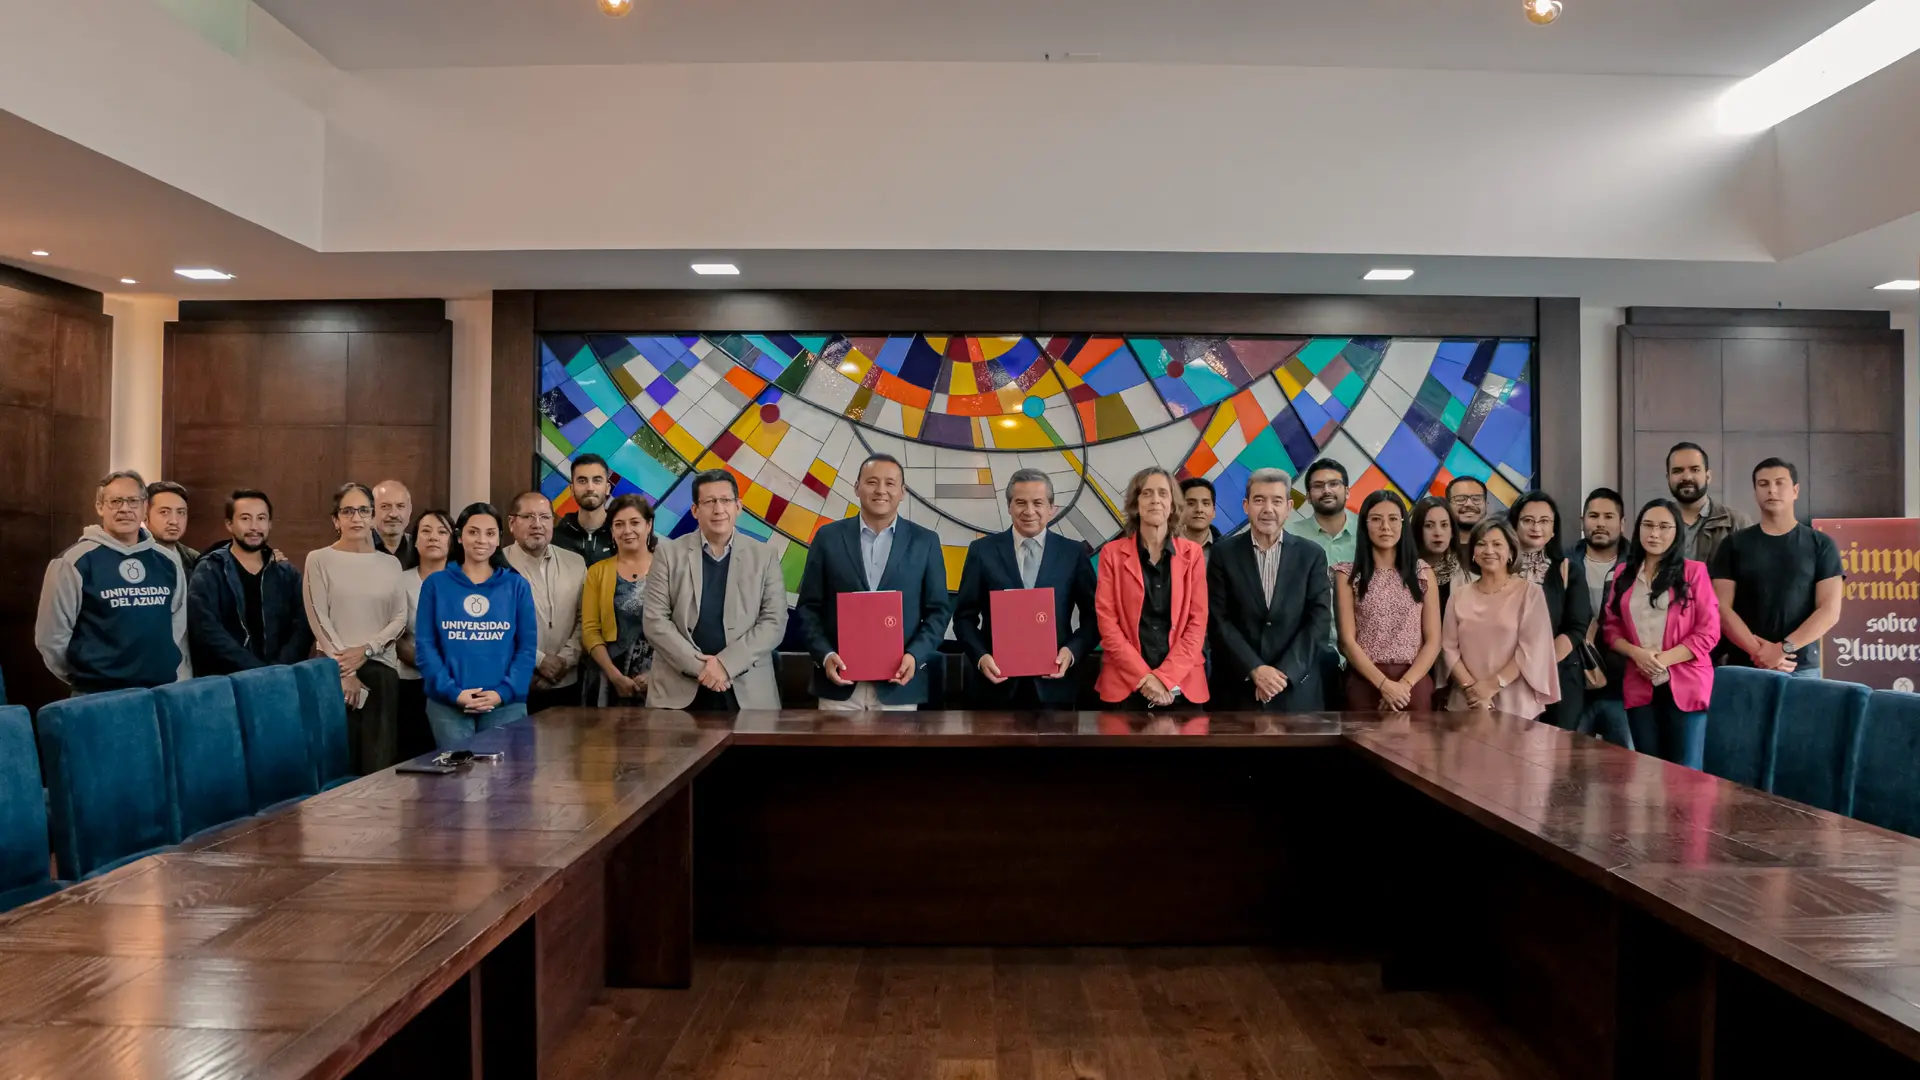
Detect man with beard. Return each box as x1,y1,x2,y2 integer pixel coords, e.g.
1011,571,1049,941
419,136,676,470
504,491,586,712
1667,442,1749,567
1573,488,1631,745
1445,475,1488,568
146,480,201,577
1285,458,1358,706
371,479,419,570
554,453,617,565
187,489,313,674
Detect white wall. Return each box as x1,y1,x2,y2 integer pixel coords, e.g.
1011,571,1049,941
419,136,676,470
1579,304,1624,499
103,294,177,480
1773,50,1920,259
319,62,1767,262
0,0,325,247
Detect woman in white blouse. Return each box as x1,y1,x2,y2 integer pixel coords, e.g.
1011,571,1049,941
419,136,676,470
303,482,409,775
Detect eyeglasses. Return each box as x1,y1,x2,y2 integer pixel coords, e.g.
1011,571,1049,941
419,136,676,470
1642,522,1677,533
513,513,554,524
1307,481,1345,493
1450,495,1487,507
102,496,146,510
336,506,374,519
1516,516,1555,528
696,497,738,510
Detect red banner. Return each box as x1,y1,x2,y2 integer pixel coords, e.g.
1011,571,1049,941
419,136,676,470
1814,518,1920,691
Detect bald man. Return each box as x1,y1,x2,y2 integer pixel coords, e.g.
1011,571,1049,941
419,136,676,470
371,480,418,570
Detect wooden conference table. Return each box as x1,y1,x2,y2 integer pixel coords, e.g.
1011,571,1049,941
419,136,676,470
2,708,1920,1079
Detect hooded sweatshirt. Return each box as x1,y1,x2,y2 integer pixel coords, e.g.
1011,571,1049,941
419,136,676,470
36,525,190,692
414,563,539,707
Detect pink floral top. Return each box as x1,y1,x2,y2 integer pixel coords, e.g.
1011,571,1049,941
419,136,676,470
1334,560,1432,666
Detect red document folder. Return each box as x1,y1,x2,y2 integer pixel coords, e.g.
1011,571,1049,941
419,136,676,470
836,590,905,682
990,587,1058,678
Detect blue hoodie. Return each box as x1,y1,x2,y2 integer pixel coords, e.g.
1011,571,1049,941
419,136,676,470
414,563,539,707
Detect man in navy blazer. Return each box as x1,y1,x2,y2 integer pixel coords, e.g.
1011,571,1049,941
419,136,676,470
796,453,953,709
952,469,1099,708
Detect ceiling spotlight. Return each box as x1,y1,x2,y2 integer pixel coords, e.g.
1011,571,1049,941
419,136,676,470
691,262,740,276
1876,279,1920,291
598,0,633,16
1524,0,1562,25
120,278,138,285
1363,268,1416,281
30,250,49,257
175,268,235,281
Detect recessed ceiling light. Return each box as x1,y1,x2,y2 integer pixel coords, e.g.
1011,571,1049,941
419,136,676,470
598,0,633,15
1363,268,1415,281
1523,0,1562,26
1876,279,1920,291
691,263,740,276
120,278,138,285
174,268,235,281
1719,0,1920,132
30,250,49,257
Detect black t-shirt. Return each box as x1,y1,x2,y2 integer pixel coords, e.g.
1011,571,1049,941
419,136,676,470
1710,523,1843,669
239,561,268,662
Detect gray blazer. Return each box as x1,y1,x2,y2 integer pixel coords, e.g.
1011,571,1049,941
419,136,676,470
641,530,788,709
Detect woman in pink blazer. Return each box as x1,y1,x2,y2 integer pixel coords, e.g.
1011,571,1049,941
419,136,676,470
1601,497,1721,768
1095,467,1209,708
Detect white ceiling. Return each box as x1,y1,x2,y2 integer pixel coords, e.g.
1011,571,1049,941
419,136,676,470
3,107,1915,313
251,0,1871,76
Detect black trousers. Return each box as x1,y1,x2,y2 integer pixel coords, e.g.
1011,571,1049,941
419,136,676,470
395,677,433,761
527,682,581,715
350,661,401,776
1318,647,1348,710
686,686,740,712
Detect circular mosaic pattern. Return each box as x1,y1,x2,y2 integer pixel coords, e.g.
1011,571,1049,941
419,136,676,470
759,403,781,424
1020,395,1046,418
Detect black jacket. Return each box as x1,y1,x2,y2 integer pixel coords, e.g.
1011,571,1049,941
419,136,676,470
1207,531,1332,710
187,542,314,675
951,529,1098,706
795,516,953,706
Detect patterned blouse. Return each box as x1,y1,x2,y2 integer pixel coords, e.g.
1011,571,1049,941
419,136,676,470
1334,560,1433,666
1515,548,1552,585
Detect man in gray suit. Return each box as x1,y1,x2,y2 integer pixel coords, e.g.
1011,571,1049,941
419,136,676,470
642,469,789,710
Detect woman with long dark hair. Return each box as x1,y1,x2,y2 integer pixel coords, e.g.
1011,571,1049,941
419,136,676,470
415,502,538,749
1411,496,1464,611
1601,498,1720,768
1507,491,1591,730
303,482,409,773
1441,517,1559,718
1334,491,1440,711
582,494,658,706
393,510,454,759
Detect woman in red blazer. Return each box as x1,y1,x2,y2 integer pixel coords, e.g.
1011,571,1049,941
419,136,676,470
1095,467,1210,707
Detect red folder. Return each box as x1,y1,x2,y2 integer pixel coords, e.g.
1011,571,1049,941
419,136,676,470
990,587,1058,678
836,590,905,682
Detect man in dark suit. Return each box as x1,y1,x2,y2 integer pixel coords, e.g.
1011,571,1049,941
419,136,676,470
1208,467,1333,710
796,453,953,710
952,468,1098,708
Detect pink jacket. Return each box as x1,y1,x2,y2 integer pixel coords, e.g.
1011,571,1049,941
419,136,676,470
1600,559,1721,712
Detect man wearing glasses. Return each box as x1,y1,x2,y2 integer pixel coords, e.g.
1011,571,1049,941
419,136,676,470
1285,458,1360,707
36,470,191,694
504,492,587,713
1446,475,1490,569
642,470,789,710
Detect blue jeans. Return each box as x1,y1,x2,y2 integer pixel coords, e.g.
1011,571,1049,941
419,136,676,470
1578,698,1633,748
1786,661,1822,679
1626,685,1707,769
425,699,528,750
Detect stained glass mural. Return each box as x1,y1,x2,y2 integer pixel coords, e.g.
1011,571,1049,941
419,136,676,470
536,333,1537,601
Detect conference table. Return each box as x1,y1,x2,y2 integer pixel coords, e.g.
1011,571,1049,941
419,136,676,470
2,708,1920,1079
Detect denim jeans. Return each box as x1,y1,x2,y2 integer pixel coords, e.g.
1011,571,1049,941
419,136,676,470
1626,684,1707,769
425,699,528,750
1786,661,1822,679
1577,697,1633,749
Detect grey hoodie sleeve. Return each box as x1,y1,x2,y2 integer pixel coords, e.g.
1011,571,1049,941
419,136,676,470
34,555,80,685
173,555,192,682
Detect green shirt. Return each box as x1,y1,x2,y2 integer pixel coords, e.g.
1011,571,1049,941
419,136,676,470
1284,509,1358,650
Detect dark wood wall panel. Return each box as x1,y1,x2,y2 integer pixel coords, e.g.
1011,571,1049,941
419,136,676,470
1618,313,1905,522
493,289,1572,504
0,265,110,711
164,300,450,567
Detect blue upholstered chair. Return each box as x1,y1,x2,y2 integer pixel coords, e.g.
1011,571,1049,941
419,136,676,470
229,666,318,813
151,677,254,842
0,706,61,910
1852,690,1920,838
1768,678,1871,815
1703,667,1785,789
291,657,354,790
35,689,174,879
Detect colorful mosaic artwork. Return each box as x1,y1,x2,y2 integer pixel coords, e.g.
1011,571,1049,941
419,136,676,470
537,334,1536,601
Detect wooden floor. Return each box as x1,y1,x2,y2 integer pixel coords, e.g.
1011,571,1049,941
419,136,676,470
546,947,1564,1080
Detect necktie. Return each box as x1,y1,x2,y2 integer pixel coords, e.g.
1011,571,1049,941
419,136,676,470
1020,538,1040,590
